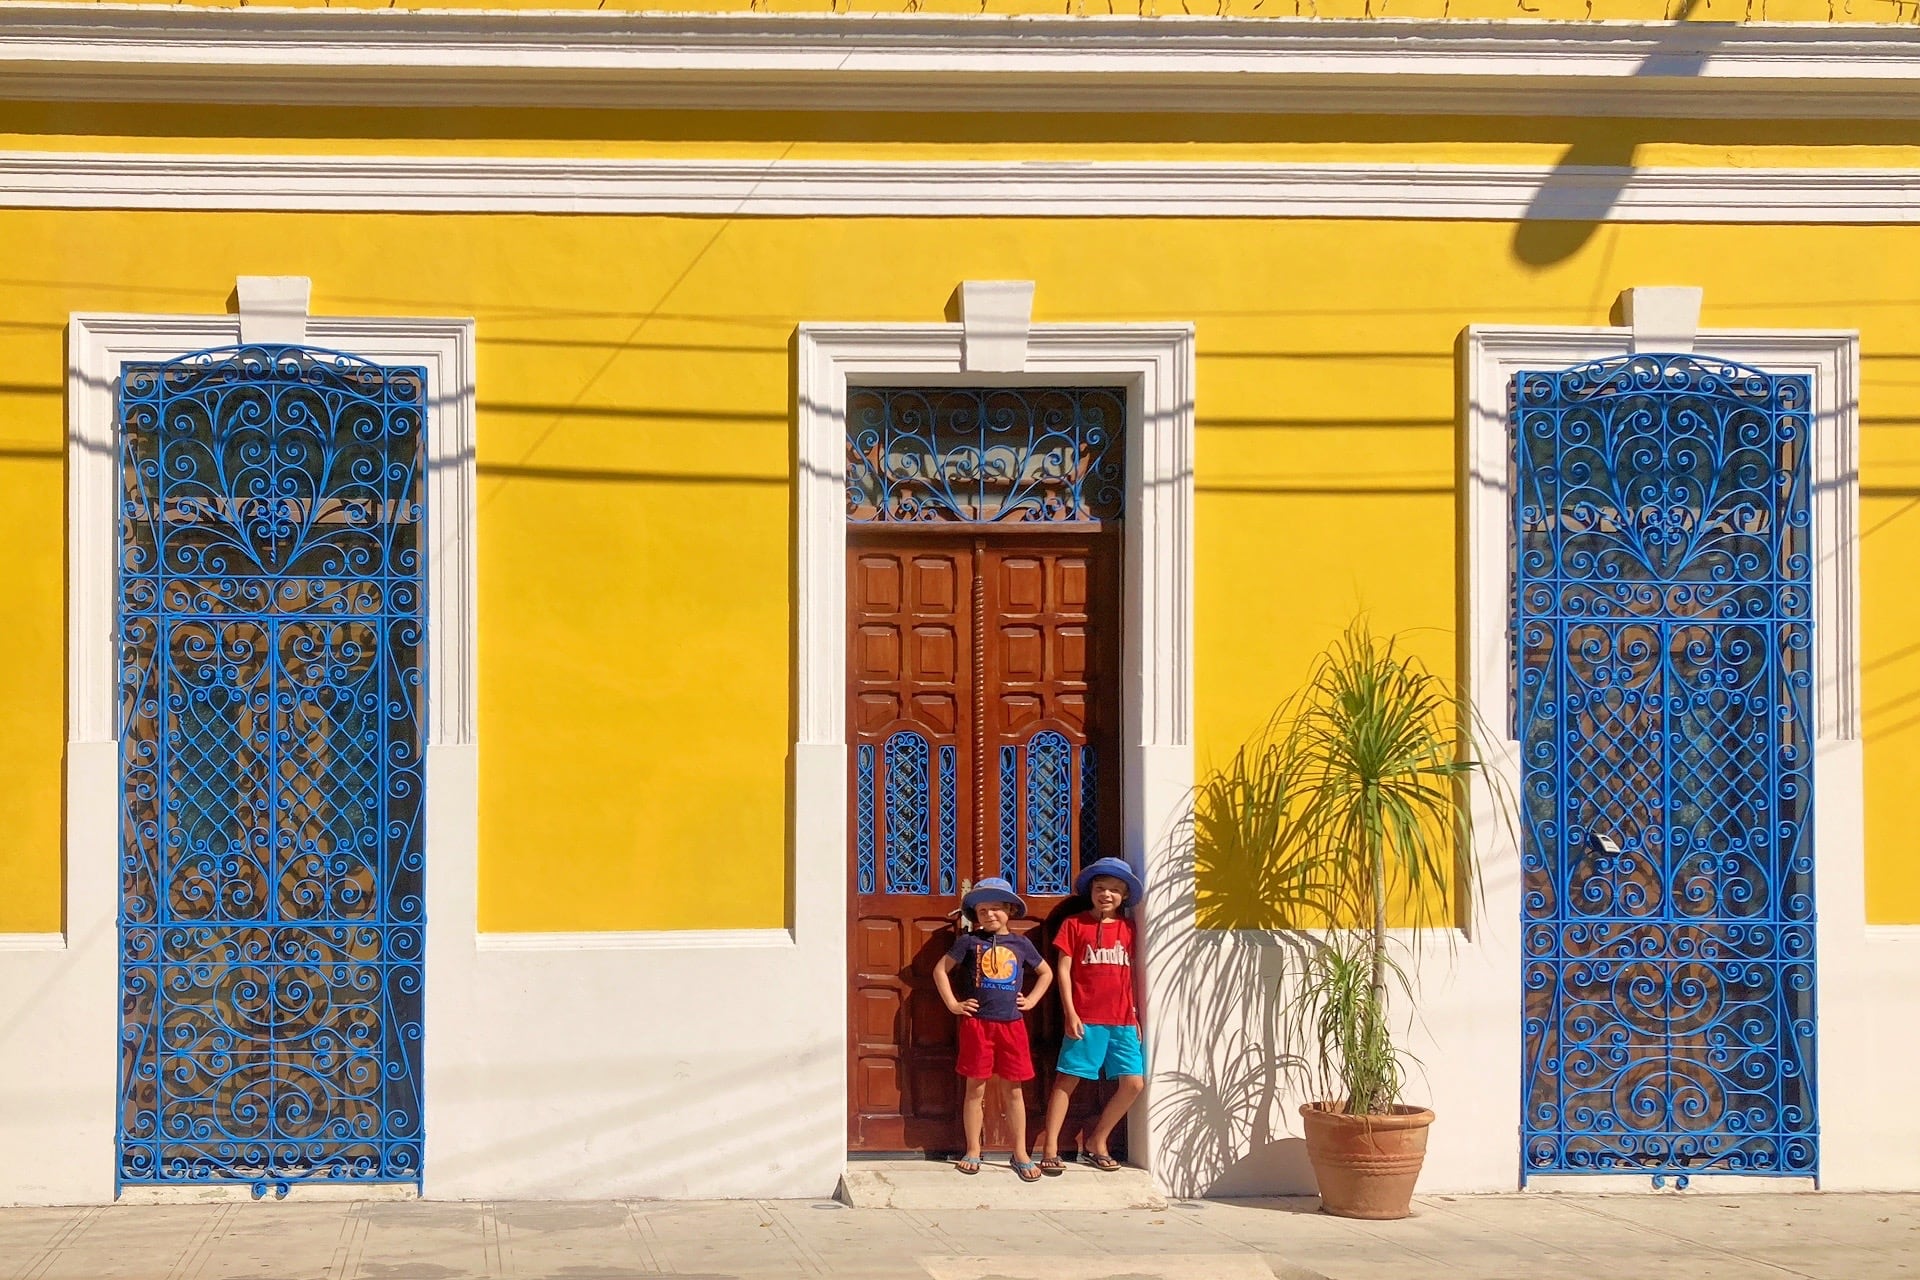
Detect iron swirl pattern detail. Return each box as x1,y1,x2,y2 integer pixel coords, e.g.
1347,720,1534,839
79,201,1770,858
846,387,1125,524
1514,353,1816,1180
117,345,427,1192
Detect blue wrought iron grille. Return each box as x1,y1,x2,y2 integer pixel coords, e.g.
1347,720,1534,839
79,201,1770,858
1514,353,1817,1182
883,731,932,894
998,747,1020,884
996,731,1097,896
856,745,877,895
116,345,427,1194
846,387,1124,523
1024,732,1073,895
856,732,958,896
938,746,959,895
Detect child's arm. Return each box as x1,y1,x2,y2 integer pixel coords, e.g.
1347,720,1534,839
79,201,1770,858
1054,951,1084,1038
1016,955,1054,1012
933,953,978,1017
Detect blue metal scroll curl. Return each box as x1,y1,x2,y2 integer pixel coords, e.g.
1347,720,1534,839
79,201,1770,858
1513,352,1816,1181
116,344,427,1192
846,387,1125,524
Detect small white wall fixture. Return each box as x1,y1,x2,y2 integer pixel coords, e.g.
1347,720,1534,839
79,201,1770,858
1460,305,1914,1191
795,312,1196,1188
0,304,477,1205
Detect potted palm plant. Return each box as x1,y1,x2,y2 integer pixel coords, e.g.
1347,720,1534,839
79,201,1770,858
1281,622,1488,1220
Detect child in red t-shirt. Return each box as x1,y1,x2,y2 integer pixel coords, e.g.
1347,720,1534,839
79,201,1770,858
933,877,1054,1181
1038,857,1145,1174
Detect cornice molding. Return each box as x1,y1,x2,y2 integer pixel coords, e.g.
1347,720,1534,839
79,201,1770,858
2,151,1917,221
0,5,1918,117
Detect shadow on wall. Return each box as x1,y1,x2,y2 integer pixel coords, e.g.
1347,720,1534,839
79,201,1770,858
1147,722,1326,1199
1511,0,1716,269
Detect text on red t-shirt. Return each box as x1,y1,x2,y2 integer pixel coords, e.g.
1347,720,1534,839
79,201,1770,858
1052,911,1137,1027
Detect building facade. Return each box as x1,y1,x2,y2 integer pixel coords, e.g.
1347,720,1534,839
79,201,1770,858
0,0,1918,1204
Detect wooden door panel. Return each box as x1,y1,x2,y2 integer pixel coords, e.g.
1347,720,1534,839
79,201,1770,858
849,531,1123,1156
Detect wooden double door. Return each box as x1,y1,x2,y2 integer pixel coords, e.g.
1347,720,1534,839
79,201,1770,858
847,529,1123,1154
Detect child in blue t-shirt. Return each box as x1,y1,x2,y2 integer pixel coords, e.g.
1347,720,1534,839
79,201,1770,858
933,877,1053,1181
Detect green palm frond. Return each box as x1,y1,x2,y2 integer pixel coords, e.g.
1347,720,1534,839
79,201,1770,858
1282,621,1492,1115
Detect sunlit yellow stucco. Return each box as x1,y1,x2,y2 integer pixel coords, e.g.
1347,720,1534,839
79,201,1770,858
3,139,1920,931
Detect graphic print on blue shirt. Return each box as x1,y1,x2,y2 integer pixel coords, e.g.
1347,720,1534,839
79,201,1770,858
945,930,1043,1022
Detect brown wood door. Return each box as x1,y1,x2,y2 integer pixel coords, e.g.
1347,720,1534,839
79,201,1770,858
847,530,1122,1155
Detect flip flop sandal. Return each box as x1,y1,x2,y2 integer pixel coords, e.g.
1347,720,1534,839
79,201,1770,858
1011,1158,1043,1183
954,1156,981,1175
1081,1152,1122,1172
1038,1156,1065,1177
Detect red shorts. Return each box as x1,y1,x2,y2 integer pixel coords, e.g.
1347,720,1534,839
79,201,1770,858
956,1017,1034,1082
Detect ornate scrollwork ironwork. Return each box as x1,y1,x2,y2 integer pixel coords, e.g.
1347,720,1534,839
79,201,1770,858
117,345,426,1191
1024,731,1073,896
846,387,1124,523
883,731,932,894
1514,353,1816,1180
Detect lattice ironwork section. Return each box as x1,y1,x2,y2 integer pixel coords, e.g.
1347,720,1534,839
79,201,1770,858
117,345,427,1194
856,744,877,894
1514,353,1817,1182
856,732,961,896
995,731,1097,897
883,731,932,894
998,746,1020,883
1024,732,1074,895
938,746,959,895
847,387,1124,523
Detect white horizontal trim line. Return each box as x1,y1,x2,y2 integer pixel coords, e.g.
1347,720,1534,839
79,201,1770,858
1,8,1918,117
1865,924,1920,943
5,153,1920,222
475,928,797,952
0,933,66,952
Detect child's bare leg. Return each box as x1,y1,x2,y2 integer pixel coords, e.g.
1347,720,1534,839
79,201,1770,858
1085,1074,1144,1159
1003,1078,1031,1163
1040,1074,1079,1159
961,1076,988,1160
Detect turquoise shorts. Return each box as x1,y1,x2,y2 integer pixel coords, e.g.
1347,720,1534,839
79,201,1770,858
1056,1023,1144,1081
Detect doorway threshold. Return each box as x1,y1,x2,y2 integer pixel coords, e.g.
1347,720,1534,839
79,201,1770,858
838,1159,1165,1210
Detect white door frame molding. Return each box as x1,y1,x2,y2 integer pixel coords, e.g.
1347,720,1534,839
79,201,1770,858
794,317,1196,1183
1460,320,1906,1189
0,309,477,1204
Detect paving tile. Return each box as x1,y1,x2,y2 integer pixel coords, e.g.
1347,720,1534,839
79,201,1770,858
918,1253,1275,1280
767,1201,945,1270
25,1207,218,1280
631,1200,815,1276
186,1203,349,1280
491,1201,657,1280
350,1201,492,1280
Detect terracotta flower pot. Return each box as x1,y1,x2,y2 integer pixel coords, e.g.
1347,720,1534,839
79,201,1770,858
1298,1102,1435,1220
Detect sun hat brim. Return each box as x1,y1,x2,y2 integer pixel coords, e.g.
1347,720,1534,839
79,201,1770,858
961,878,1027,917
1073,858,1144,904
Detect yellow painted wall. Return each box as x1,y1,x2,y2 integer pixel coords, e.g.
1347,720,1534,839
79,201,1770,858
3,130,1920,930
5,0,1914,23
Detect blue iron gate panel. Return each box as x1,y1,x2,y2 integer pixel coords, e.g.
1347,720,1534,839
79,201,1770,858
1514,353,1817,1182
117,345,427,1194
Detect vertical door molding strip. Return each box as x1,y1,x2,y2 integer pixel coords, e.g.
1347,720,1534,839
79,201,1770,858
54,310,477,1203
1463,320,1861,1190
796,319,1195,1183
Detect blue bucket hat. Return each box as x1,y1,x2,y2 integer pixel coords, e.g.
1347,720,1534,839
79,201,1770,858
1074,856,1144,905
961,876,1026,919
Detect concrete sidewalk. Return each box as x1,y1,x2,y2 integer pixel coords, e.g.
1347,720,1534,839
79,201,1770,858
3,1190,1916,1280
